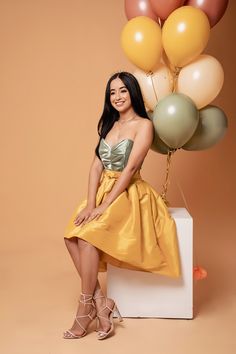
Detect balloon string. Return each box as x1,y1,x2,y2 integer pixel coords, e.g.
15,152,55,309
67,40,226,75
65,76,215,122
148,71,158,103
174,174,190,212
172,67,181,93
160,149,176,206
160,53,199,270
161,52,181,93
171,169,198,265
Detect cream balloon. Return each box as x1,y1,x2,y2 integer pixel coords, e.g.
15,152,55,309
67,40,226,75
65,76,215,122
134,64,173,111
177,54,224,109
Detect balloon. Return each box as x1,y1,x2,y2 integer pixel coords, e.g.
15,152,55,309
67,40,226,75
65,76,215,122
182,105,228,150
162,6,210,67
152,93,199,148
125,0,157,21
150,0,185,20
193,266,208,280
147,111,172,154
185,0,229,27
151,133,172,154
121,16,162,72
177,54,224,109
134,64,173,111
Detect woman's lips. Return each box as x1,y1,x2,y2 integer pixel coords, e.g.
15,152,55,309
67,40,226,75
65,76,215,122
115,101,125,106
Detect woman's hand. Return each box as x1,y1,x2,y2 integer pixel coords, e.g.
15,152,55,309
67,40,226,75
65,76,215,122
73,205,93,226
74,203,108,226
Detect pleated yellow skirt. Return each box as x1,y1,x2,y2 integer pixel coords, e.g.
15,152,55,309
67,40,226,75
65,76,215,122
64,169,181,278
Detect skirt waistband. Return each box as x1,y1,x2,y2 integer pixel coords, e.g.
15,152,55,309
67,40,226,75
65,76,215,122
102,168,142,181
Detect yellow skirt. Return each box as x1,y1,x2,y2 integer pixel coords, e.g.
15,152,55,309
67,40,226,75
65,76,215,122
64,169,181,278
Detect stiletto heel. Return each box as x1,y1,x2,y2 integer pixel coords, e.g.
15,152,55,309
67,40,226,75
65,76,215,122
63,292,97,339
114,304,123,321
93,288,123,340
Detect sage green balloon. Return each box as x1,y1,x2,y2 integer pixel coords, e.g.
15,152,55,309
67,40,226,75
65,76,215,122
147,110,172,154
151,131,172,154
182,105,228,150
152,93,199,148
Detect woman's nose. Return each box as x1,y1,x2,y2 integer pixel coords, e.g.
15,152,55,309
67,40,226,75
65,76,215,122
115,91,121,100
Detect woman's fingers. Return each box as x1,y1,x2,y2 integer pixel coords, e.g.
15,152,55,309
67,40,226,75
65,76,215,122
83,212,101,224
73,209,101,226
74,211,90,225
74,215,85,226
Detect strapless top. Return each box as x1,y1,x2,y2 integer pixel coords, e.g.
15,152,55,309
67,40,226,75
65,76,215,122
99,138,139,171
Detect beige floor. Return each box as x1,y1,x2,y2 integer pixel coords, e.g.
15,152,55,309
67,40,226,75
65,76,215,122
1,239,235,354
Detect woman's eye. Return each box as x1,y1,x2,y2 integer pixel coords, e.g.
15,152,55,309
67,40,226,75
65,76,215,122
121,90,127,93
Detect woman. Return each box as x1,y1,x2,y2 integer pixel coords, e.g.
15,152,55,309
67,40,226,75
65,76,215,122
63,71,181,340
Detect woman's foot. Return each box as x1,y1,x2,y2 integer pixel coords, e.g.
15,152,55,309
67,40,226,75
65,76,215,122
93,288,123,339
93,288,114,332
63,293,97,339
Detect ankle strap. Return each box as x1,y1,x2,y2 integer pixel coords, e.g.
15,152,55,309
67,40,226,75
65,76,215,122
93,294,105,300
79,292,94,305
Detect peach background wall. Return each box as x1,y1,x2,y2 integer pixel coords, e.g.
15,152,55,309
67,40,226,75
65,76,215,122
0,1,235,353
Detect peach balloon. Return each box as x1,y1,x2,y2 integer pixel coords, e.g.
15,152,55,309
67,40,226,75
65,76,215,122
133,64,173,111
162,6,210,67
121,16,162,72
177,54,224,108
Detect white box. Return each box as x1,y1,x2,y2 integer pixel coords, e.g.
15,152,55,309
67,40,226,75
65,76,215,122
107,207,193,319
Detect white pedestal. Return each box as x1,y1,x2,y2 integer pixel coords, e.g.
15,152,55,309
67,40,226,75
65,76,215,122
107,207,193,319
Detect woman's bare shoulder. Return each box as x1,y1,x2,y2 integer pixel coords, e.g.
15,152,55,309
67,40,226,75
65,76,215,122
135,116,152,124
135,117,153,131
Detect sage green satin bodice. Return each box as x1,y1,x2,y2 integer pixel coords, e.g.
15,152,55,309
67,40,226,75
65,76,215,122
99,138,136,171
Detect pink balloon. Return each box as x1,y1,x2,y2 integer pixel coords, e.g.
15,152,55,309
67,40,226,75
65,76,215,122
125,0,157,21
150,0,185,20
185,0,229,27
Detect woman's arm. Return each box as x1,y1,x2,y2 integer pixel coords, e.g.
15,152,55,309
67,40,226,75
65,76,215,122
86,154,104,208
102,119,154,208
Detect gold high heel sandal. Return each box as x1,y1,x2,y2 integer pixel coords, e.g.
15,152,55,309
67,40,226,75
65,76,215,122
63,292,97,339
93,288,123,340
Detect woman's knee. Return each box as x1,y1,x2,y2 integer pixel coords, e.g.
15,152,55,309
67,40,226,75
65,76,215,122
77,238,91,250
64,236,78,246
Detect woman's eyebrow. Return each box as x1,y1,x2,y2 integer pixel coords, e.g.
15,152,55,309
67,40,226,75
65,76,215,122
110,86,127,92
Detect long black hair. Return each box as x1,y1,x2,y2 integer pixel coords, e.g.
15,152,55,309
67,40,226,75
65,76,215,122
95,71,150,159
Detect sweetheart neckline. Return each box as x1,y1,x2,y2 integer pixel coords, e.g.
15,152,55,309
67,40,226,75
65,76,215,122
101,138,134,149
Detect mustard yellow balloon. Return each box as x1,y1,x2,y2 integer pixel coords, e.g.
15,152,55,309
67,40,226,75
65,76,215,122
162,6,210,67
121,16,162,72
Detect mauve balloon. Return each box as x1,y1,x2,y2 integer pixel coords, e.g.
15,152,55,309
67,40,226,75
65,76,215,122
150,0,185,20
185,0,229,27
125,0,157,21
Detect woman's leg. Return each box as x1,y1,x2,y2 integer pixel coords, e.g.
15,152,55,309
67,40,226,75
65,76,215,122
64,236,102,291
64,237,114,334
64,237,102,336
77,238,100,293
76,239,115,334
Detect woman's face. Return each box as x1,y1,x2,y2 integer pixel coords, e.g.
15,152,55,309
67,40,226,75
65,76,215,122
109,78,132,113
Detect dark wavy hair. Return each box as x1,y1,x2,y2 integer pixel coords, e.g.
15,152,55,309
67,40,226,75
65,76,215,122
95,71,150,159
